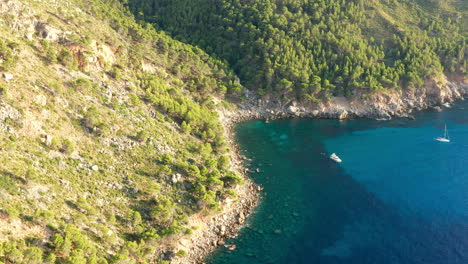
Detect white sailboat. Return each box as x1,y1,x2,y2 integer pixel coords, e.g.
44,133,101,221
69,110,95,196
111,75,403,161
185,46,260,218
330,153,342,163
435,124,450,143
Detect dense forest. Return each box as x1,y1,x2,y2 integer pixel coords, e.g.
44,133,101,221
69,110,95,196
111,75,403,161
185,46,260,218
126,0,467,102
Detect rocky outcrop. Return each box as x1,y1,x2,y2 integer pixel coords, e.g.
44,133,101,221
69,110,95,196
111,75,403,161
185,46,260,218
169,182,258,264
0,0,73,42
0,0,36,39
0,103,21,133
2,73,13,80
35,21,69,43
219,79,467,124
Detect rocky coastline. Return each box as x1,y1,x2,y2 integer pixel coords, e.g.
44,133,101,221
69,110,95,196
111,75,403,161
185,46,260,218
170,79,467,264
168,117,260,264
220,80,468,124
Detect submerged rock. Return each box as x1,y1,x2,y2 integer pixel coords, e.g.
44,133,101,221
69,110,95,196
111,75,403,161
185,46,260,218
226,244,237,251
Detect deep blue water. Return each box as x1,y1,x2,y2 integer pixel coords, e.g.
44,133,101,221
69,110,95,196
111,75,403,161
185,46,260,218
207,101,468,264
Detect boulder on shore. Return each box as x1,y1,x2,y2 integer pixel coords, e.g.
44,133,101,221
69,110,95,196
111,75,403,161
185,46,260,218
337,110,348,120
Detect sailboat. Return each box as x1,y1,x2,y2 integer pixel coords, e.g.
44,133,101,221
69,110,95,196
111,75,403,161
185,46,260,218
436,124,450,142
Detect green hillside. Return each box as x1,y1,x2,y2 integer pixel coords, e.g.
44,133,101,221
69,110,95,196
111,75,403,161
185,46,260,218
127,0,467,102
0,0,244,263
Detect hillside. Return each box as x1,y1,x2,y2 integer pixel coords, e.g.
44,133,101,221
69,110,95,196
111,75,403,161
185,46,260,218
0,0,466,264
0,0,252,263
127,0,467,102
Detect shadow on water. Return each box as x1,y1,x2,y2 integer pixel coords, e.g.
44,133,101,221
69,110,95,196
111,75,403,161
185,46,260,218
207,101,468,264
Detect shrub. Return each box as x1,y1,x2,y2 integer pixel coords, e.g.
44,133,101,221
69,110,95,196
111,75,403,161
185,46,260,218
22,247,43,264
135,130,148,142
40,40,57,63
159,154,173,164
109,66,122,80
221,171,244,186
50,137,60,150
141,228,160,241
130,94,141,106
0,40,17,70
71,78,92,91
82,106,109,135
180,121,191,134
5,207,20,217
217,155,230,170
44,253,56,264
61,138,75,154
58,49,77,69
176,249,187,257
0,84,7,97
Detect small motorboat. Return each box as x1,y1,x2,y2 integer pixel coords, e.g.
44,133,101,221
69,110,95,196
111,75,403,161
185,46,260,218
442,102,451,108
330,153,342,163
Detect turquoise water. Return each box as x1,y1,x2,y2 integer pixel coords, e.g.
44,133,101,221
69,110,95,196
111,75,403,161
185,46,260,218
207,101,468,264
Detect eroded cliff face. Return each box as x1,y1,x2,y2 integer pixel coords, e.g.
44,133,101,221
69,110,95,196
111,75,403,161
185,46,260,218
317,79,468,119
220,77,468,123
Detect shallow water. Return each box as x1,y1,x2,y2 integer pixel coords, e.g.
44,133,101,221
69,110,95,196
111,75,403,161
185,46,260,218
207,101,468,264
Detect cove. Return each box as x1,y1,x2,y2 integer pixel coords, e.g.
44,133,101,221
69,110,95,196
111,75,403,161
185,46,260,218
207,102,468,264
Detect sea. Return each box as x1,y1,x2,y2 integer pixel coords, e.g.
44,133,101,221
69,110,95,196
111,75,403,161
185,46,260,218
207,101,468,264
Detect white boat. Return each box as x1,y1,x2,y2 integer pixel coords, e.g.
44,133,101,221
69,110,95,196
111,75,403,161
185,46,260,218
376,117,390,121
435,124,450,143
442,102,451,108
330,153,342,163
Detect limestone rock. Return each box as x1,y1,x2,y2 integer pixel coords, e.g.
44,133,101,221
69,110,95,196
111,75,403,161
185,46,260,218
34,94,47,106
0,103,21,132
287,101,300,115
337,110,348,120
42,134,53,146
35,21,68,43
180,181,193,190
432,106,442,112
226,244,236,251
2,73,13,80
219,225,226,235
0,0,36,39
171,173,182,184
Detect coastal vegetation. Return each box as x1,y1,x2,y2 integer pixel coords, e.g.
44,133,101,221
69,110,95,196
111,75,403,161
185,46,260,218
0,0,242,263
127,0,467,101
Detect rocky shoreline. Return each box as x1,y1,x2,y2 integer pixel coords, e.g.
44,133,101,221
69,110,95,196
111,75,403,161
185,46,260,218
169,79,466,264
220,80,468,124
168,114,261,264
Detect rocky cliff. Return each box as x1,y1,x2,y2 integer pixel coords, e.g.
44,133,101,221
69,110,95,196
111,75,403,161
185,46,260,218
220,78,468,123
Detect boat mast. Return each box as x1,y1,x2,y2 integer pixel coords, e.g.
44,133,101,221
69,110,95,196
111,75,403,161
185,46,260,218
445,124,449,139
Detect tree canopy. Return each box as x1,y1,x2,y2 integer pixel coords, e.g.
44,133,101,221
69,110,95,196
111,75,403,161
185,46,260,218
126,0,467,101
